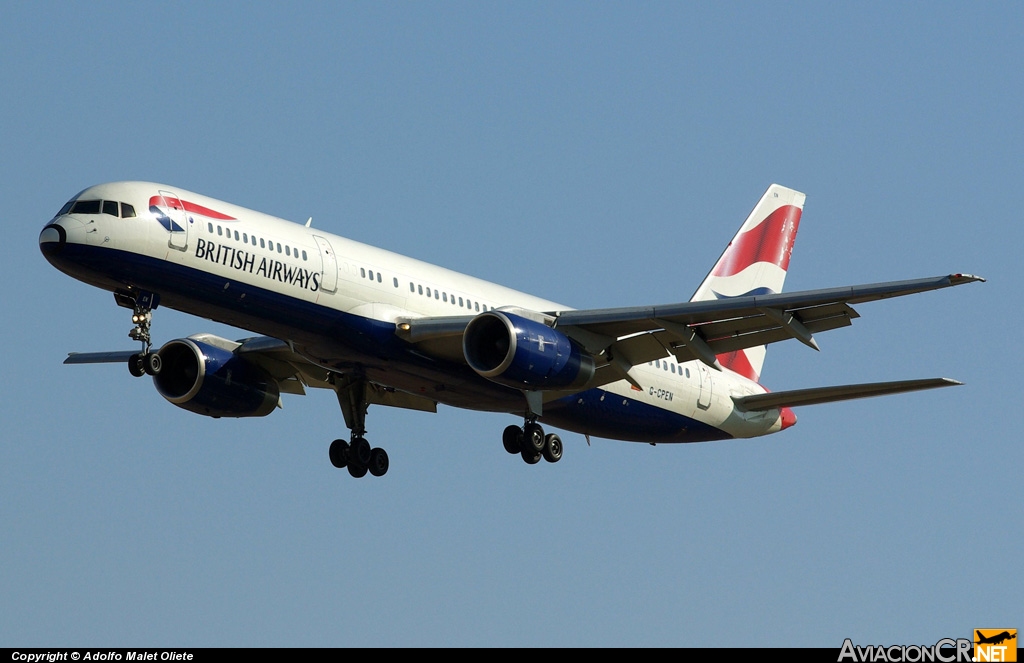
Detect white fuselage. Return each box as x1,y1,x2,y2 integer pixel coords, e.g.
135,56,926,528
41,181,787,443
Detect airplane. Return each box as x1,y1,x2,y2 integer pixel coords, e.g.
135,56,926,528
975,631,1015,647
38,182,984,478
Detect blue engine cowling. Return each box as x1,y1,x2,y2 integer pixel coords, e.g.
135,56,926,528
463,311,595,390
153,338,279,418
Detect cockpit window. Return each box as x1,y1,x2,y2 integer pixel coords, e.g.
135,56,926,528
57,200,75,216
70,200,101,215
103,200,119,216
121,203,136,218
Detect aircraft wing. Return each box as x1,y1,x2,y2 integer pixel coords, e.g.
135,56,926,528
65,335,438,414
394,273,983,389
234,336,437,413
553,273,984,380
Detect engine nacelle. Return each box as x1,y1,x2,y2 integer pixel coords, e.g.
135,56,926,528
153,337,279,418
463,311,595,390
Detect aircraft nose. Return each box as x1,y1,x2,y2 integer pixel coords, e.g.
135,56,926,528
39,222,67,256
780,406,797,430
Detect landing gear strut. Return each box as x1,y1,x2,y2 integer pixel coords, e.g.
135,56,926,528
329,374,389,478
118,291,162,378
501,418,563,466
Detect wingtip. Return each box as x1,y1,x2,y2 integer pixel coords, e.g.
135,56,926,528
951,273,986,284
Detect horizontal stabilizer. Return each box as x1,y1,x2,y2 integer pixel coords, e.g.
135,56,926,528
65,351,138,364
733,377,962,411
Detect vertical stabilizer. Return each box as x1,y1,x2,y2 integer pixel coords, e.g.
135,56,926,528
690,184,805,382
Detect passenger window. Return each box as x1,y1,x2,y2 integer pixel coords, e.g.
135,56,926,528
671,364,676,374
368,270,373,280
394,277,399,288
302,250,307,260
218,226,223,236
377,273,382,283
243,233,248,243
443,293,447,303
475,302,480,312
418,285,423,295
253,236,258,246
361,268,366,278
685,368,690,378
260,238,265,249
234,230,240,241
121,203,136,218
435,290,440,300
208,223,214,233
458,297,464,307
426,287,431,297
277,242,282,253
286,246,291,257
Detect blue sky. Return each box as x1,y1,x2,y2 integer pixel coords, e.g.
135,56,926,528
1,2,1019,647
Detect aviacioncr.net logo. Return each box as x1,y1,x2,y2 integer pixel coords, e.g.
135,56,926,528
974,629,1017,663
838,638,973,662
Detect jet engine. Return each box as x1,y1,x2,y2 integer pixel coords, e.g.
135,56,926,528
463,311,595,390
153,337,279,418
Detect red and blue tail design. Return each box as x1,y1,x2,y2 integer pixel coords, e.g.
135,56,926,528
690,184,805,382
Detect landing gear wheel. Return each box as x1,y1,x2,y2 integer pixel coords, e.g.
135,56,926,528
329,439,349,469
368,448,389,477
522,423,545,453
128,353,145,378
331,375,391,478
502,425,523,454
542,434,563,463
521,447,542,464
143,352,162,376
350,436,372,466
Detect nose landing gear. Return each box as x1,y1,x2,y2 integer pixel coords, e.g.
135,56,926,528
117,291,162,378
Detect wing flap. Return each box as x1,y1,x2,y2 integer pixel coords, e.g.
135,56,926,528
366,383,438,413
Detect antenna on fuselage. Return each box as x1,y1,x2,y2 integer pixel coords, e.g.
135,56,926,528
305,217,313,228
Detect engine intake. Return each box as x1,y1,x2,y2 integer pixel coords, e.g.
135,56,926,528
154,338,279,418
463,311,594,390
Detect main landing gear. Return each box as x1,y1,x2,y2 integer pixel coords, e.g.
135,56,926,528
328,374,389,478
118,291,163,378
502,419,563,465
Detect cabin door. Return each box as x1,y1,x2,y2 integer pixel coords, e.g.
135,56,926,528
313,235,338,294
696,364,713,410
156,190,190,251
